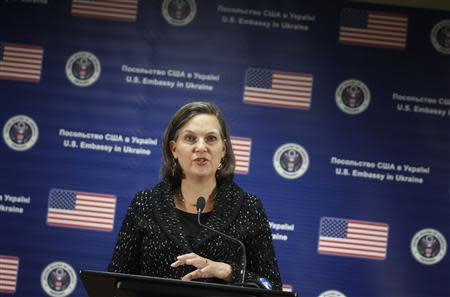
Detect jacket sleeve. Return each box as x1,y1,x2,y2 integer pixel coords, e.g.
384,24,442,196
107,191,144,274
230,196,282,290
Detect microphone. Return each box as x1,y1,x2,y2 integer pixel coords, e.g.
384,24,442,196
196,196,246,286
196,196,206,214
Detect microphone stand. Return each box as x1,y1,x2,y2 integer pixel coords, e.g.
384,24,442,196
196,196,247,286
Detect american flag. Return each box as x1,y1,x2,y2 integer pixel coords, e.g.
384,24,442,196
71,0,138,22
339,8,408,49
318,217,389,260
0,42,43,82
47,189,116,232
282,284,293,292
230,136,252,174
0,255,19,294
243,68,313,110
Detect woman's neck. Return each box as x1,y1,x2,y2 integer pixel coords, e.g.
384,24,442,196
180,177,217,206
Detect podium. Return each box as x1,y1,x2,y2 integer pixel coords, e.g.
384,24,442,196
80,270,298,297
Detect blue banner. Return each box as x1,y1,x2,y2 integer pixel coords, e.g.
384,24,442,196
1,1,449,297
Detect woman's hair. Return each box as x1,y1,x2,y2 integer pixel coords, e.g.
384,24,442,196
160,101,235,185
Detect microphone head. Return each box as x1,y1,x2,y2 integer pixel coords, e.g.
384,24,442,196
196,196,206,213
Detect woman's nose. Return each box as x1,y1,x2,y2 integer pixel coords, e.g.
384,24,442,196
194,138,207,151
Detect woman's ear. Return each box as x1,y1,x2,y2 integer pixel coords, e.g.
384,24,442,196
169,140,177,158
221,141,226,158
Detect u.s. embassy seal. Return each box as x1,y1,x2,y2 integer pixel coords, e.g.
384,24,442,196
41,262,77,297
3,115,38,151
318,290,346,297
65,51,101,87
411,228,447,265
162,0,196,26
431,19,450,55
335,79,371,115
273,143,309,179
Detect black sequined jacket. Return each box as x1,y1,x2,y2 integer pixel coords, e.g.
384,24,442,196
108,179,282,290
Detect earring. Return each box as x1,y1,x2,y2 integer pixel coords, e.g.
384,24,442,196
216,160,224,178
171,158,178,176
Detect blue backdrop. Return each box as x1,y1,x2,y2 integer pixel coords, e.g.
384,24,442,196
1,1,449,297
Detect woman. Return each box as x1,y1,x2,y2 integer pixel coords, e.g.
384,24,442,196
108,101,282,289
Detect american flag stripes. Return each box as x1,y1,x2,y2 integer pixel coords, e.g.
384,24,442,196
230,136,252,174
339,8,408,49
318,217,389,260
71,0,138,22
282,284,293,292
47,189,116,232
0,43,43,82
243,68,313,110
0,256,19,294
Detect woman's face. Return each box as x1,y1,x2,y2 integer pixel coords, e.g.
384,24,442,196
170,114,226,182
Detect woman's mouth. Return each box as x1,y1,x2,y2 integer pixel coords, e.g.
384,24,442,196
193,158,208,165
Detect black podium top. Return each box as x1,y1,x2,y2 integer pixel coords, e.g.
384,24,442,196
79,270,298,297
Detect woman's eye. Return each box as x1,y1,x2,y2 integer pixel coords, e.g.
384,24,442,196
184,135,195,142
206,135,218,142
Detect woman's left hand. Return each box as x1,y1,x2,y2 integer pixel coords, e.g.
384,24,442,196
170,252,232,282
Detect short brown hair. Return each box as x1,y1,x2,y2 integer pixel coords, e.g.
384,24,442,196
160,101,235,185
